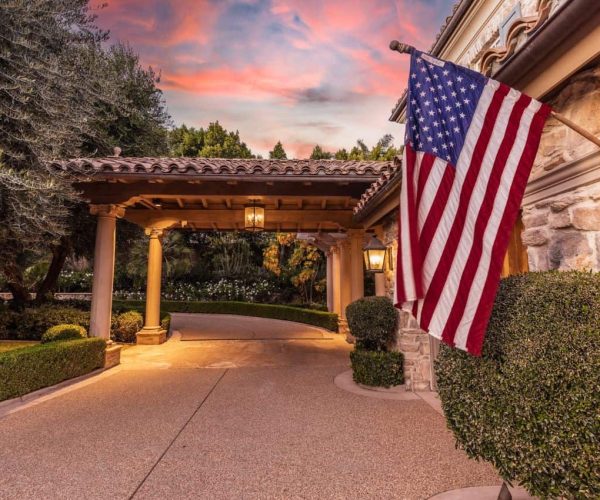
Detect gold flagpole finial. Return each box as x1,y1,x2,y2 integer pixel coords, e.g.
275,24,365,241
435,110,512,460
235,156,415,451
389,41,415,54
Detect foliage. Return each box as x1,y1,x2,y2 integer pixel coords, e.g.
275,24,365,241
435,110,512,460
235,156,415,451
435,272,600,499
263,234,325,303
112,300,339,332
57,271,93,293
0,339,105,401
168,121,254,158
309,145,333,160
269,141,287,159
333,135,401,161
350,349,404,387
346,297,398,351
111,311,143,343
161,315,171,333
0,306,90,340
41,324,87,343
0,2,171,306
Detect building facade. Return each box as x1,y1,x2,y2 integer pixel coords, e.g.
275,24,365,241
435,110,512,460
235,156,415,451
354,0,600,389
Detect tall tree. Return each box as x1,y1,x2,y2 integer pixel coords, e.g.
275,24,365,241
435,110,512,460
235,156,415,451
269,141,287,159
168,121,255,158
309,145,333,160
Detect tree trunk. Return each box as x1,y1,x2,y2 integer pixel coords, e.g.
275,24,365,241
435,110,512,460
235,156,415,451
3,263,30,310
35,236,70,304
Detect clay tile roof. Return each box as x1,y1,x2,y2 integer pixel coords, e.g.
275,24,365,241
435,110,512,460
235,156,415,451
353,156,402,217
50,157,393,180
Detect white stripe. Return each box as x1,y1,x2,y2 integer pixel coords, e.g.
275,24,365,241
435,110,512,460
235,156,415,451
417,157,448,232
399,147,416,301
454,99,542,350
427,85,522,339
419,80,499,314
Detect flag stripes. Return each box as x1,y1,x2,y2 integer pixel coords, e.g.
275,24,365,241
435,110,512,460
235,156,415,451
396,53,551,355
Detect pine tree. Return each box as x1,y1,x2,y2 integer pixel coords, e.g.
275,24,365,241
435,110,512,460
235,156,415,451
309,145,333,160
269,141,287,159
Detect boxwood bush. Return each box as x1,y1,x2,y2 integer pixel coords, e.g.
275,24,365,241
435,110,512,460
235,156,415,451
346,296,398,350
350,350,404,387
111,311,143,343
0,338,106,401
436,271,600,499
112,300,339,332
41,324,87,343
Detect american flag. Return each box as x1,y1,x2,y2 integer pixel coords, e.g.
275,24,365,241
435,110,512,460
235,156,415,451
394,49,550,356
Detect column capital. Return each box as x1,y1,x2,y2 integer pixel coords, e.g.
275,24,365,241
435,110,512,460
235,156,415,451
90,204,125,219
144,227,165,239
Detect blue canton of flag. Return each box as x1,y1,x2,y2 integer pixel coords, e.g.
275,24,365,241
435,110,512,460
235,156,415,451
405,50,486,166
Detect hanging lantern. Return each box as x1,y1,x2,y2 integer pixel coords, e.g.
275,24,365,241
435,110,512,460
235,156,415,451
363,235,387,273
244,201,265,232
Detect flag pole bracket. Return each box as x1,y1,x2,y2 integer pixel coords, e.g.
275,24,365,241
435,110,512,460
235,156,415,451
389,40,415,54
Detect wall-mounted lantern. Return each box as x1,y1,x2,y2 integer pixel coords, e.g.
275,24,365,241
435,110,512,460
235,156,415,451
244,200,265,232
363,235,387,273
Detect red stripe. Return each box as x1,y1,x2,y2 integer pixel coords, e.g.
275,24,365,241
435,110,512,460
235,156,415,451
466,102,551,355
415,153,436,209
440,93,532,346
404,145,423,298
420,83,511,331
419,165,455,257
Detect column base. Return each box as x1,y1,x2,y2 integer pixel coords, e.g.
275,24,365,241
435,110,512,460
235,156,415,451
104,344,122,369
136,328,167,345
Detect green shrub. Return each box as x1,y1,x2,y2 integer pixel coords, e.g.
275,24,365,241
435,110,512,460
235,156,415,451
41,324,87,343
112,300,339,332
111,311,143,343
346,297,398,350
0,306,90,341
436,271,600,499
161,314,171,333
0,338,106,401
350,349,404,387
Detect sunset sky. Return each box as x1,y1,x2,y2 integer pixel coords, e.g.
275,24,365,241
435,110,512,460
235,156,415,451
94,0,455,158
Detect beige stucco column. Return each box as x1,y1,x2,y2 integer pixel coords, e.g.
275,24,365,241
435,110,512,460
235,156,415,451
374,226,387,297
348,229,365,302
331,246,341,316
338,239,352,318
326,250,334,313
89,204,124,339
136,227,167,345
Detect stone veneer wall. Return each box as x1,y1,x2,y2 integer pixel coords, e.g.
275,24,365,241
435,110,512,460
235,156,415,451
523,62,600,271
380,214,433,391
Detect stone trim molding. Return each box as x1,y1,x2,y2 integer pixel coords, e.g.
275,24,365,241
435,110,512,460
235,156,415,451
523,149,600,207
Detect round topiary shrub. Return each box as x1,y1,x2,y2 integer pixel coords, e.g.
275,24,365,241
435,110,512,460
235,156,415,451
111,311,143,343
41,324,87,343
346,296,398,351
436,271,600,499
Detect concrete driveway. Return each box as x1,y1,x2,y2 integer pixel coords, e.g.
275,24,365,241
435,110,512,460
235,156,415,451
0,315,500,499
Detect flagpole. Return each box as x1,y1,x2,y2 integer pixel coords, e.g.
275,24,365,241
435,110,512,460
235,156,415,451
389,40,600,149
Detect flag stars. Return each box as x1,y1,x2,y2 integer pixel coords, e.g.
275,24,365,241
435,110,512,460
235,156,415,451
427,136,433,142
411,73,417,79
460,87,467,93
457,76,463,82
469,83,477,89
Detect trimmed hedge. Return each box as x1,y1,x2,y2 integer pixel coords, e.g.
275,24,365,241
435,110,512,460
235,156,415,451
113,300,339,332
346,297,398,350
0,306,90,341
436,271,600,499
0,338,106,401
111,311,143,343
42,324,87,343
350,349,404,387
